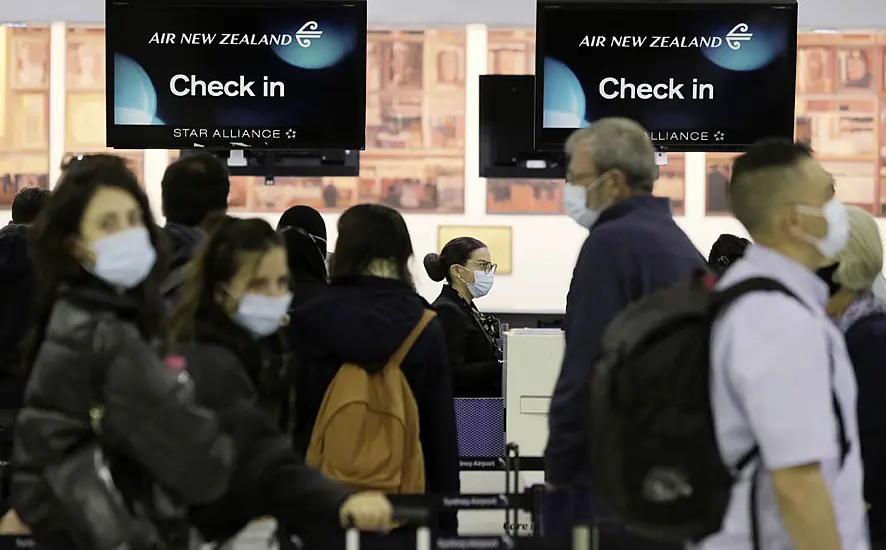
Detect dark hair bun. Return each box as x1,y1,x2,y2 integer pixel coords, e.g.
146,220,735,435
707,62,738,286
423,253,446,282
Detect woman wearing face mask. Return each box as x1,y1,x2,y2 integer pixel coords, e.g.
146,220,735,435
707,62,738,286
289,204,460,535
816,206,886,547
168,216,393,545
424,237,503,398
11,154,234,550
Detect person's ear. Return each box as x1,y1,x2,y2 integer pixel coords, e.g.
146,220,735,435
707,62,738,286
608,170,631,198
448,264,460,282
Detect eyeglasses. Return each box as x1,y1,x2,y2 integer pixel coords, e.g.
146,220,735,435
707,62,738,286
468,261,497,275
279,225,326,246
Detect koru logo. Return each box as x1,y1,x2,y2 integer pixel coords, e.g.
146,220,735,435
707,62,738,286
725,23,753,50
295,21,323,48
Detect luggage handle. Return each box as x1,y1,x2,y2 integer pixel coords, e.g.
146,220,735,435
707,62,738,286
392,507,431,525
345,506,430,529
505,443,521,529
572,524,600,550
345,507,431,550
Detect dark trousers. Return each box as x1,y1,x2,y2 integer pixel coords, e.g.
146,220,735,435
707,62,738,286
541,486,680,550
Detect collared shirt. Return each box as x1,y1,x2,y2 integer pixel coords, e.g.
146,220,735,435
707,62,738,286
694,245,868,550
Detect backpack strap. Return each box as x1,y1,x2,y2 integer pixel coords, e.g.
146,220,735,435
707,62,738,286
715,277,851,550
384,310,437,371
711,276,798,310
826,338,852,465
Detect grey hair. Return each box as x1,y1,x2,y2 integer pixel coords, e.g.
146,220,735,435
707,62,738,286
833,206,884,291
565,118,658,192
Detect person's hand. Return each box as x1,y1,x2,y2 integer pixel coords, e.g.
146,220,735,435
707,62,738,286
0,509,30,535
339,492,393,532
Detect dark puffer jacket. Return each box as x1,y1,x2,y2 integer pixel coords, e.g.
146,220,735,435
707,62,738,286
177,320,351,543
11,283,234,548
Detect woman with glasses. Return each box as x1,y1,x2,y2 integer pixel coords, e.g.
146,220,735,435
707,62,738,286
424,237,503,397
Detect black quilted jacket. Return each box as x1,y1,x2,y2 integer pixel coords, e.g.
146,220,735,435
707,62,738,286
11,284,234,549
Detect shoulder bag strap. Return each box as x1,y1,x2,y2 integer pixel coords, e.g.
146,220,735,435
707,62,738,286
384,310,437,371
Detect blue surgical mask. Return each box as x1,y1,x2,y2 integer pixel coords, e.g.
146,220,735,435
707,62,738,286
563,174,610,229
233,293,293,337
563,184,599,229
468,271,494,299
88,227,157,289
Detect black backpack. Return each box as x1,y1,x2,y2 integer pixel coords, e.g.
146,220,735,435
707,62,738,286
590,272,850,546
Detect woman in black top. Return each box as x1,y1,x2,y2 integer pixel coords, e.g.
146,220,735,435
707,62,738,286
289,204,460,534
168,216,392,544
11,154,233,549
277,205,329,308
424,237,503,397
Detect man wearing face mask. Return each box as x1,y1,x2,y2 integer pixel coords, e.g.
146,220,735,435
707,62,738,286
700,139,866,550
544,118,703,541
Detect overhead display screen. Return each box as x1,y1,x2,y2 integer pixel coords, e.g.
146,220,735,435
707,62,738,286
535,0,798,152
106,0,367,150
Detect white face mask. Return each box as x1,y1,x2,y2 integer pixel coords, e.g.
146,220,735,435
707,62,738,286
233,293,293,337
88,227,157,289
794,198,850,259
467,271,494,299
563,174,609,229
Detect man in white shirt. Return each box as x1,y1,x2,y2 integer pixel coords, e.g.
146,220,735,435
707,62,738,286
700,139,868,550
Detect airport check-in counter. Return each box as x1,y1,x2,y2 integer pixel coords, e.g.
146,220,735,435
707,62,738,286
504,328,564,463
456,328,564,535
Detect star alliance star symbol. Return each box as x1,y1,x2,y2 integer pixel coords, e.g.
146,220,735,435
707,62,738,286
714,131,725,142
286,129,297,139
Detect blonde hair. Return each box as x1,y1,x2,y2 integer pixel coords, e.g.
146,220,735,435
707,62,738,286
833,206,884,291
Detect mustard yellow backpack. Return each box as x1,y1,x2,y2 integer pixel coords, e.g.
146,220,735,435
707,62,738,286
305,310,435,493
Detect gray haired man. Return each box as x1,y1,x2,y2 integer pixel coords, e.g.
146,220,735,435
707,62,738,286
544,118,703,543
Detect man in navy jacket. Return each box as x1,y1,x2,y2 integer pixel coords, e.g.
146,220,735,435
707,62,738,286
544,118,704,542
